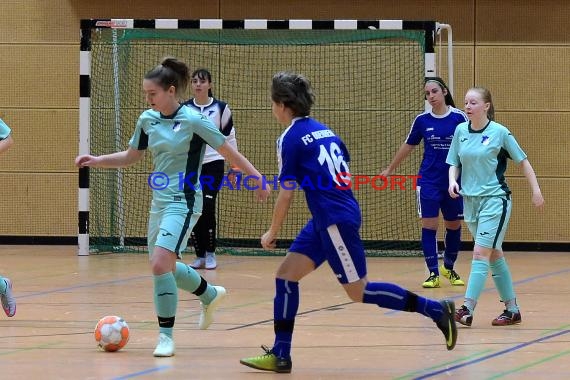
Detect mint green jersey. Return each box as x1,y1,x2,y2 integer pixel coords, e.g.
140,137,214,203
446,121,527,197
129,105,226,210
0,118,11,139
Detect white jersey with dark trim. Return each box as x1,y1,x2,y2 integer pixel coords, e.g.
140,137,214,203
184,97,237,164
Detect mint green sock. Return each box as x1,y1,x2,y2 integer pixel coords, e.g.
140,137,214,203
490,257,518,313
174,262,216,304
0,277,6,294
154,272,178,338
464,259,490,313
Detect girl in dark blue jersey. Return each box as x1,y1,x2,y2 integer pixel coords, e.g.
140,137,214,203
240,72,458,374
382,78,467,288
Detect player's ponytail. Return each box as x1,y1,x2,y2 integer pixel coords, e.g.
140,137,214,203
145,57,190,99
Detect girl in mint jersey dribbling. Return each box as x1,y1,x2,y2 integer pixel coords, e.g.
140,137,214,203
381,77,467,289
239,72,457,374
75,57,269,357
447,86,544,327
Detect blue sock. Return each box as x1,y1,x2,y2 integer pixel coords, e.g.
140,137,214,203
464,259,490,312
363,282,443,321
443,227,461,269
421,228,439,274
490,257,518,313
273,279,299,359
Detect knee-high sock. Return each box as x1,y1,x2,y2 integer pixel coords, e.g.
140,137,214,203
422,228,439,274
363,281,443,321
443,227,461,269
154,272,178,337
490,257,518,312
273,279,299,359
464,259,490,313
174,262,216,304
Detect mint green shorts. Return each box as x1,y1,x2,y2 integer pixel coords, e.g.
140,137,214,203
147,201,200,257
463,195,512,250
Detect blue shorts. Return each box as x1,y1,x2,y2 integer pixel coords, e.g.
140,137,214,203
463,195,512,250
147,201,200,257
289,220,367,284
416,185,463,220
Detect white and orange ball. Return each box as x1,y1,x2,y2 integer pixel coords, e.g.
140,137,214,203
94,315,130,352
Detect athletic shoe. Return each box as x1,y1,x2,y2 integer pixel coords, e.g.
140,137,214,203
1,278,16,317
198,285,226,329
153,333,175,357
422,273,440,288
492,309,522,326
189,258,205,269
435,300,457,351
439,265,465,286
205,252,217,270
240,345,292,373
455,305,473,326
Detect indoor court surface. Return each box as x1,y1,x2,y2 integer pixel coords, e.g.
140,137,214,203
1,246,569,379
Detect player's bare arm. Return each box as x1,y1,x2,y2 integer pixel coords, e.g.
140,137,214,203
519,159,544,209
261,184,295,249
75,147,144,169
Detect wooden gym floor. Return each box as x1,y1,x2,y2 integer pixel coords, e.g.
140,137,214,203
0,246,569,379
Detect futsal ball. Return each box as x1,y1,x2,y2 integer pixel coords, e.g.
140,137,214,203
94,315,130,352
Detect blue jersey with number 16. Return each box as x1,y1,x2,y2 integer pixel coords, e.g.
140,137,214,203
277,117,361,230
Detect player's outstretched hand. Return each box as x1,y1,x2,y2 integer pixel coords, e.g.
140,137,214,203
75,155,99,168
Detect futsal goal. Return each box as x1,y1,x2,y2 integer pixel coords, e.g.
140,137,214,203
78,19,453,256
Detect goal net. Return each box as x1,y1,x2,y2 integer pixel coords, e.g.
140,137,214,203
80,19,436,256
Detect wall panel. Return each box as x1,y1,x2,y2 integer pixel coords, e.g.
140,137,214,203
0,173,76,235
500,112,570,178
0,45,76,109
475,46,570,111
476,0,570,43
496,178,568,242
0,1,77,44
0,109,77,172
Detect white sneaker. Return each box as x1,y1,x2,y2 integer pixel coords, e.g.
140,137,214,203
198,285,226,330
189,257,205,269
153,333,175,357
205,252,217,270
1,278,16,317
